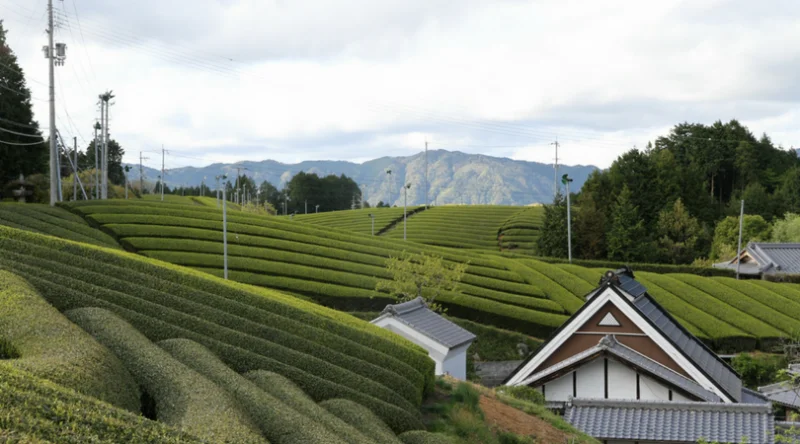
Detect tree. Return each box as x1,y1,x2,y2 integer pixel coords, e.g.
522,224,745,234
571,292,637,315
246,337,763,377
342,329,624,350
574,193,607,260
607,185,650,262
536,193,569,258
258,180,280,206
777,167,800,214
375,251,468,313
657,199,704,264
772,213,800,243
710,214,771,260
83,139,126,186
0,21,47,190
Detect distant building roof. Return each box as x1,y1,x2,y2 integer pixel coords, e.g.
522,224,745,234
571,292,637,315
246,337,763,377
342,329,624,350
374,297,476,349
714,242,800,275
759,381,800,409
565,398,774,443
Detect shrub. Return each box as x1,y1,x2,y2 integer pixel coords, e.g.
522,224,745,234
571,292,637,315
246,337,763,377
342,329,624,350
0,363,204,443
0,205,119,248
160,339,345,444
320,398,404,443
399,431,458,444
731,353,788,389
245,370,375,444
66,308,267,444
495,386,544,405
0,270,140,412
499,258,584,314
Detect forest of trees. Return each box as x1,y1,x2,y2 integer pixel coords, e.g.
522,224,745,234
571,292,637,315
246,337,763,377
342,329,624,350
538,120,800,264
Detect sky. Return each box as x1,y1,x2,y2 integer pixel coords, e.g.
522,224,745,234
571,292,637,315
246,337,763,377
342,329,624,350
2,0,799,171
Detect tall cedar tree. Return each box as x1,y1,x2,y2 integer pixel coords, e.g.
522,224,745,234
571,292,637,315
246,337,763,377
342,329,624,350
656,199,703,264
607,185,649,262
536,192,570,258
0,21,47,187
82,139,126,186
574,193,607,259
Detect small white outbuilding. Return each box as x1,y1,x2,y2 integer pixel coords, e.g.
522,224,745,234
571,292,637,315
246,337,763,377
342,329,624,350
371,297,476,380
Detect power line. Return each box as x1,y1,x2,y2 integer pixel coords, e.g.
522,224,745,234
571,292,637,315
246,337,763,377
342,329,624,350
0,117,42,130
69,0,96,81
0,126,44,138
0,139,45,146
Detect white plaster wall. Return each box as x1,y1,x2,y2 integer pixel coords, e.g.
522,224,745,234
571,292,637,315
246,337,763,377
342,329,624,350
576,358,605,399
672,390,691,402
543,372,574,401
442,345,469,380
639,374,671,401
607,359,637,400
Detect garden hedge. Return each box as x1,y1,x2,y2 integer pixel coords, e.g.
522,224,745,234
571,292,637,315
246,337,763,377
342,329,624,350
66,307,267,444
0,270,140,412
245,370,377,444
0,363,204,443
161,338,345,444
320,399,403,444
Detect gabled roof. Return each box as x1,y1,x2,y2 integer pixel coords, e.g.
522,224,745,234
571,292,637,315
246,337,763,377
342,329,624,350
518,335,721,402
504,268,742,402
714,242,800,275
565,398,774,444
372,297,476,349
759,381,800,409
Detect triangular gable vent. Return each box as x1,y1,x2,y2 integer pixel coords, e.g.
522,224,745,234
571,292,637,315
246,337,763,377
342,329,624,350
598,312,620,327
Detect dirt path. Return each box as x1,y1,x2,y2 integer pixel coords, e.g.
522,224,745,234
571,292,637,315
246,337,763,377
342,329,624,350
479,395,572,443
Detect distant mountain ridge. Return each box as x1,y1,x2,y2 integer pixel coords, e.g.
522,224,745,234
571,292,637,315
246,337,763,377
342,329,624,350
126,150,598,206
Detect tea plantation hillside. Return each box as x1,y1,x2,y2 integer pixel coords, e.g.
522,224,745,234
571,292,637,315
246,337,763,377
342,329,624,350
0,225,437,440
293,206,424,236
0,203,119,248
382,206,543,254
55,199,800,353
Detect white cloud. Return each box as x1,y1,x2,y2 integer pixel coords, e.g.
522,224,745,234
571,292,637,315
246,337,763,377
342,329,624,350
2,0,798,171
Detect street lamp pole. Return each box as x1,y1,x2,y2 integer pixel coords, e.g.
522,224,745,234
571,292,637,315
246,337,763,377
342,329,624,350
403,183,411,241
562,174,574,264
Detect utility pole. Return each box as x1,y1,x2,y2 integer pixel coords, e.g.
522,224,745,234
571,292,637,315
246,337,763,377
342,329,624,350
139,152,148,196
215,176,220,208
217,174,229,280
425,140,429,209
551,139,560,198
99,91,114,199
305,200,308,214
124,165,131,199
93,122,100,199
161,145,166,201
562,174,574,264
403,183,411,241
72,137,77,200
736,200,745,280
45,0,62,206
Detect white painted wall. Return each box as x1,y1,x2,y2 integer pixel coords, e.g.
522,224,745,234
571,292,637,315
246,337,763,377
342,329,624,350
639,374,671,401
543,371,574,401
442,344,470,380
576,358,605,399
607,359,637,399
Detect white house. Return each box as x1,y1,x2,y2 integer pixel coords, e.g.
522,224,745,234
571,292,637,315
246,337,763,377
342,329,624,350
503,267,775,444
371,297,476,380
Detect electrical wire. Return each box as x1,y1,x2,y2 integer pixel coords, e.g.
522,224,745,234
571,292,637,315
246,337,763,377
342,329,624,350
0,116,41,130
70,0,96,81
0,125,44,138
0,139,45,146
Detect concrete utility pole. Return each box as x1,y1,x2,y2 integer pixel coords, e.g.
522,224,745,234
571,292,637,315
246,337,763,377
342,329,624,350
93,122,100,199
215,176,220,208
46,0,61,206
305,200,308,215
562,174,574,264
403,183,411,241
736,200,745,280
124,165,131,199
217,174,229,280
551,139,560,198
315,204,319,214
72,137,77,200
425,140,429,209
161,145,166,201
98,91,114,199
139,152,148,196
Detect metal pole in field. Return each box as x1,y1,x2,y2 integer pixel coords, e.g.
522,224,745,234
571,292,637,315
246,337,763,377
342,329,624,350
736,200,744,280
551,139,560,198
215,176,220,208
315,204,319,214
563,174,574,264
93,123,99,199
403,183,411,241
161,145,165,201
369,214,375,236
218,174,229,280
424,140,428,209
305,200,308,214
47,0,57,205
72,137,77,200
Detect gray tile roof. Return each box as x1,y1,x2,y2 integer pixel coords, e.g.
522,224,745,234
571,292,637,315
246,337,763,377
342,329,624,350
714,242,800,275
565,398,774,443
376,297,476,349
520,335,721,402
759,381,800,409
742,387,771,405
633,291,742,402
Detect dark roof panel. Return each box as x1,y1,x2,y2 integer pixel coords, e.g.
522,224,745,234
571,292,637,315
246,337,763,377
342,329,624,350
378,297,476,348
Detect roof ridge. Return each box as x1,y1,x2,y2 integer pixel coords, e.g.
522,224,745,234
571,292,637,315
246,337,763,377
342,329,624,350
568,398,771,412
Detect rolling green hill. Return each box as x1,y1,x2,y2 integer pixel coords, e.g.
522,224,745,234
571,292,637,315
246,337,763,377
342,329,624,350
46,199,800,353
293,206,423,236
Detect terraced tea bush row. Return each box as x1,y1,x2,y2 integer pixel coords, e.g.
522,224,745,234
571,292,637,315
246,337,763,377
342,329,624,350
0,363,204,443
750,280,800,305
551,264,603,287
714,278,800,327
246,370,376,444
458,282,564,313
0,204,118,248
499,258,585,314
295,207,422,236
321,398,402,444
0,227,430,431
0,270,140,412
534,255,735,277
519,259,596,299
67,307,267,444
161,338,347,444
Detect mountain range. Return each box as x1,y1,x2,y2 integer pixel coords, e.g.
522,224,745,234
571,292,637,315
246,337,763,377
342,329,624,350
126,150,598,206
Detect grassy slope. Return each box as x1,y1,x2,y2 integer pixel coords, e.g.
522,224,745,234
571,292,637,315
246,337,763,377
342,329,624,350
0,225,432,434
